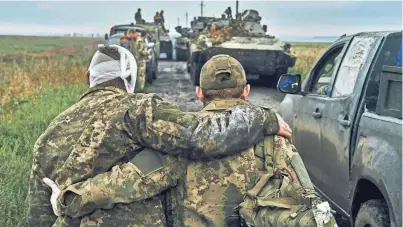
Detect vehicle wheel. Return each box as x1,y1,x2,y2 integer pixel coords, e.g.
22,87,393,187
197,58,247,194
152,70,157,80
166,52,173,61
191,61,202,86
176,49,187,61
146,72,153,84
354,199,390,227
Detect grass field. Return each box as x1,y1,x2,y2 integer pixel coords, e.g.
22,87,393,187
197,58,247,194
0,35,331,226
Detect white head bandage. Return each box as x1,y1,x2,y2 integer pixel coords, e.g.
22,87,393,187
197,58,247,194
88,44,138,93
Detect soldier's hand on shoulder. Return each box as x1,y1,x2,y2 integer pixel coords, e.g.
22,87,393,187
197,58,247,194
276,113,292,142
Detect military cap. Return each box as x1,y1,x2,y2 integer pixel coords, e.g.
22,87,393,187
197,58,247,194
200,54,246,90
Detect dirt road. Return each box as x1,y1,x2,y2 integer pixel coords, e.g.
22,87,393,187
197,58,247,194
150,61,285,111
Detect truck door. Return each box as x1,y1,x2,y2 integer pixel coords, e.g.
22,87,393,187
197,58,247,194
294,40,349,191
320,35,382,211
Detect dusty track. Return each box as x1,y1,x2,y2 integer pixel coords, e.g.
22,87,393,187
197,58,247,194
150,61,285,111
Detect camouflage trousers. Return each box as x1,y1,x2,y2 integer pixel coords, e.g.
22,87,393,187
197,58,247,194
136,59,146,91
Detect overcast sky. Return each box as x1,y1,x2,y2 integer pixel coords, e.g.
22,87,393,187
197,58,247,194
0,1,401,37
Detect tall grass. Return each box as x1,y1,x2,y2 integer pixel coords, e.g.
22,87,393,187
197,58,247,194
0,84,87,227
0,36,97,226
0,37,329,227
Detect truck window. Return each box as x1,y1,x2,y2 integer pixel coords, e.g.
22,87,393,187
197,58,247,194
332,36,378,98
308,45,344,95
365,32,402,111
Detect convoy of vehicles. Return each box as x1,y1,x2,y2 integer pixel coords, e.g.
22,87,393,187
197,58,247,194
105,24,158,83
277,31,402,227
187,9,296,87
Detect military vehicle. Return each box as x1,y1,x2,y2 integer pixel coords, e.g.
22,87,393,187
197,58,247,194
105,24,158,81
135,23,173,60
186,16,222,71
174,26,194,61
278,30,402,227
188,10,296,86
190,16,218,33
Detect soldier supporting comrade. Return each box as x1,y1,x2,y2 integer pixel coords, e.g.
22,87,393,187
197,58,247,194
28,48,290,227
38,55,335,227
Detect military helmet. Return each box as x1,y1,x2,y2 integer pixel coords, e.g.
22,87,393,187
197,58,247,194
200,54,247,90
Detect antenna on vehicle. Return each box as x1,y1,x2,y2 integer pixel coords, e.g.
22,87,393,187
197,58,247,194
200,0,205,17
185,11,188,26
236,0,239,19
177,17,180,26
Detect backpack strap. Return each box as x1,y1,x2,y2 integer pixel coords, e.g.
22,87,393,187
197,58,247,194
247,136,275,197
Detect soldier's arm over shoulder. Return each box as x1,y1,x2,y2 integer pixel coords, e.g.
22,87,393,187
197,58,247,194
125,94,279,160
55,153,187,218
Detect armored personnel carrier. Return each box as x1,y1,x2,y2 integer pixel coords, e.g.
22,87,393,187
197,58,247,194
188,10,296,86
174,26,194,61
186,16,223,71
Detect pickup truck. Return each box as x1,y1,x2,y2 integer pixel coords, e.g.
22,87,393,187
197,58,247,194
277,31,402,227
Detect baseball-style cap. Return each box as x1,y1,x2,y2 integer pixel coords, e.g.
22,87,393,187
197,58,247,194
200,54,247,90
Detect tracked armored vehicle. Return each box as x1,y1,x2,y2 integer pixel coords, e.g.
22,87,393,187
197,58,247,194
188,10,296,86
174,26,194,61
186,16,223,71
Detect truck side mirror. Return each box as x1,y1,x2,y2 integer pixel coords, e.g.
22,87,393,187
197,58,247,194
277,74,301,94
104,33,108,40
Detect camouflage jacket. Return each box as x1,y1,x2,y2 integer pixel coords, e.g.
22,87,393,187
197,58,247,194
178,98,263,227
129,38,148,61
171,99,313,227
27,86,279,227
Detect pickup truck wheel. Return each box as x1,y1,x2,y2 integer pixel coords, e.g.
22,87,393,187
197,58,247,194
355,199,390,227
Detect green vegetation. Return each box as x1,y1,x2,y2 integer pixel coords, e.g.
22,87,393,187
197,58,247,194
0,36,330,226
0,84,87,226
0,35,102,55
0,35,99,226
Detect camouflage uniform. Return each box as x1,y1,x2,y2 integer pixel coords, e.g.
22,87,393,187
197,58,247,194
27,84,280,227
180,55,337,227
135,35,149,91
53,55,337,227
126,29,148,91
